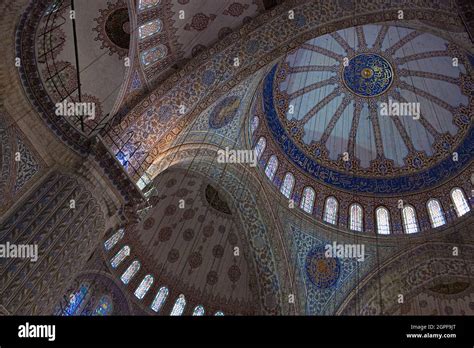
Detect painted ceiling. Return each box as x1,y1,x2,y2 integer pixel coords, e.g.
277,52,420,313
136,0,265,84
35,0,128,132
262,24,473,194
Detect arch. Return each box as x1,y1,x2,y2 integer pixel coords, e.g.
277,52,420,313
300,186,315,214
280,172,295,199
427,199,446,228
349,203,363,232
215,311,224,316
110,245,130,268
120,260,141,284
138,0,161,11
451,188,470,217
323,196,338,225
138,19,162,40
255,137,266,159
61,283,90,316
265,155,278,181
151,286,169,313
93,295,113,316
104,228,125,251
170,295,186,316
376,206,391,235
402,205,419,234
192,305,205,316
134,275,154,300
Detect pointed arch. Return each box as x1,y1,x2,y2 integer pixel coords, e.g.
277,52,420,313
251,116,259,133
104,228,125,251
402,205,419,234
349,203,363,231
192,305,205,316
110,245,130,268
451,188,470,217
324,196,338,225
134,275,154,300
265,155,278,180
254,137,266,159
376,206,391,235
120,260,141,284
151,286,169,313
280,172,295,198
427,199,446,228
300,186,315,214
170,295,186,316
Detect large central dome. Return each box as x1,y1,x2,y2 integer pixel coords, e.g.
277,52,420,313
262,24,473,194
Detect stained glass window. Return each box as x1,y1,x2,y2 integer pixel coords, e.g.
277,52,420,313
93,295,113,316
376,207,390,234
104,228,124,251
170,295,186,316
427,199,446,228
349,203,363,231
138,0,161,11
451,188,470,217
120,260,140,284
280,173,295,199
215,311,224,316
300,187,315,214
134,275,154,300
110,245,130,268
402,205,419,234
62,283,90,316
324,197,338,225
192,305,205,316
141,45,168,67
151,286,169,313
251,116,259,133
255,137,266,159
139,19,162,39
265,155,278,181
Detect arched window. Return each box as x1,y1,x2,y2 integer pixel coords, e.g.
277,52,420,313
170,295,186,316
110,245,130,268
427,199,446,228
151,286,169,313
104,228,124,251
251,116,259,133
93,295,113,316
120,260,141,284
402,205,419,234
300,187,315,214
451,188,470,217
61,283,90,316
280,173,295,198
138,19,162,39
215,311,224,316
134,275,154,300
349,203,363,231
140,45,168,66
265,155,278,180
254,137,266,159
324,196,338,225
192,305,205,316
138,0,161,11
376,207,391,235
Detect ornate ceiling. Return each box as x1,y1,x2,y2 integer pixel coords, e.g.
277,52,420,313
34,0,128,132
262,24,473,194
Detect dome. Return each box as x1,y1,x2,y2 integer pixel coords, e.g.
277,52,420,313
260,24,473,194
